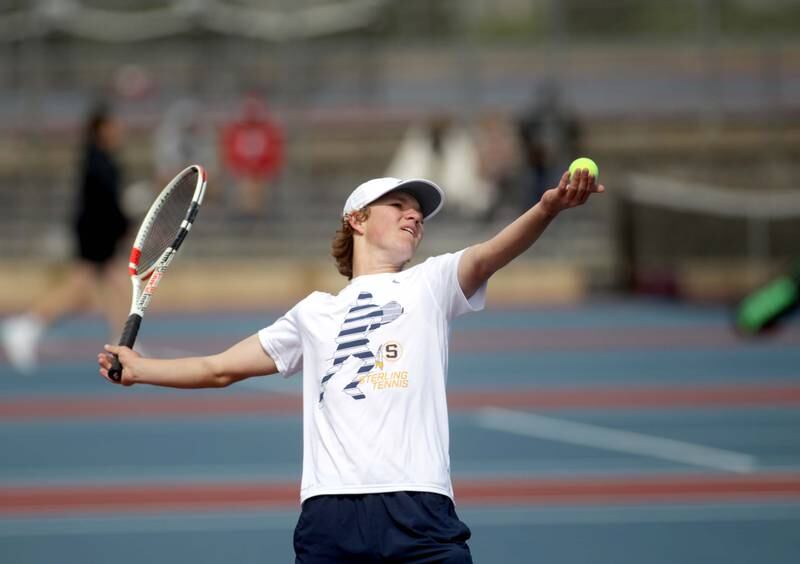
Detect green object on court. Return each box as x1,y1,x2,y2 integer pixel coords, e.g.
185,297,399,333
736,275,799,334
569,157,599,180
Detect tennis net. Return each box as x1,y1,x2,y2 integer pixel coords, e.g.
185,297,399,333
614,173,800,299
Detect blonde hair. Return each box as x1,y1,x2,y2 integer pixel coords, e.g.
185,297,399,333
331,208,370,279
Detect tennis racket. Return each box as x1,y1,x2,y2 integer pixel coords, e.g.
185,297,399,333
108,164,207,381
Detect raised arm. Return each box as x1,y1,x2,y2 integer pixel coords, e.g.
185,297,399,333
97,334,278,388
458,168,604,298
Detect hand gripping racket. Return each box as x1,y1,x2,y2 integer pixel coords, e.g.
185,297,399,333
108,164,207,381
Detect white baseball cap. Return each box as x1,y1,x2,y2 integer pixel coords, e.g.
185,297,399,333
342,177,444,220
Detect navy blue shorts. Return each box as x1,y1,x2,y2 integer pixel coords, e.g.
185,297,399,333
294,491,473,563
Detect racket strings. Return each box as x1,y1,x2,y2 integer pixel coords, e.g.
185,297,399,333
138,171,198,273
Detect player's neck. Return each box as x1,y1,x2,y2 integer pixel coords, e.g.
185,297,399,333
351,250,405,279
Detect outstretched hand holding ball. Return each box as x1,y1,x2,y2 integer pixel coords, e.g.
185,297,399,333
569,157,599,181
541,157,604,214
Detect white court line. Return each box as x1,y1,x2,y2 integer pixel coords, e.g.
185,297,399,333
476,407,757,474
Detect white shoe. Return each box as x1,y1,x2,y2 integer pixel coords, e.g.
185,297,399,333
2,315,44,374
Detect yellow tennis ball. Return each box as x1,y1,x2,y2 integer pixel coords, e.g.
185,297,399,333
569,157,599,180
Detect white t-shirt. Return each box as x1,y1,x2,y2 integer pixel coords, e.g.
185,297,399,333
258,250,486,503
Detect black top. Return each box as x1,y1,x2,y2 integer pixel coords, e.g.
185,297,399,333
73,142,129,263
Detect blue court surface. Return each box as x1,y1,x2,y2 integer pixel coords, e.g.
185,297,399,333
1,299,799,563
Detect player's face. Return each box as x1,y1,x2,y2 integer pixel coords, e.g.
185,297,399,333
365,191,424,260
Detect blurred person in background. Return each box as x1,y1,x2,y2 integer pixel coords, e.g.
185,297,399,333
474,110,523,221
2,103,130,374
221,92,284,218
98,166,604,562
517,82,582,206
153,98,218,194
386,112,498,220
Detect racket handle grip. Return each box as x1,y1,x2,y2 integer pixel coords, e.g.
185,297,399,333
108,314,142,382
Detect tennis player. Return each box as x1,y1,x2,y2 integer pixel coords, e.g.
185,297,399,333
99,169,603,563
3,103,130,374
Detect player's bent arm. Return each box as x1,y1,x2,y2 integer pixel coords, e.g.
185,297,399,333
458,169,603,299
100,334,278,388
458,201,558,299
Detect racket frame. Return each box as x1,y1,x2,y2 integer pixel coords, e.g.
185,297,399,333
108,164,206,381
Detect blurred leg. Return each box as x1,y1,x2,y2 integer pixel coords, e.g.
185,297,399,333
240,177,266,216
2,261,96,373
97,260,130,343
30,261,97,325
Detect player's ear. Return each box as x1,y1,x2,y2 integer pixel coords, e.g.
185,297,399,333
347,211,367,235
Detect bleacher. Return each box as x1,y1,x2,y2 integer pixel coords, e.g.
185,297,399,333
1,31,799,307
4,108,798,287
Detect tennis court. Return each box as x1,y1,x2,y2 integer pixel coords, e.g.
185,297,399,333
2,299,799,563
